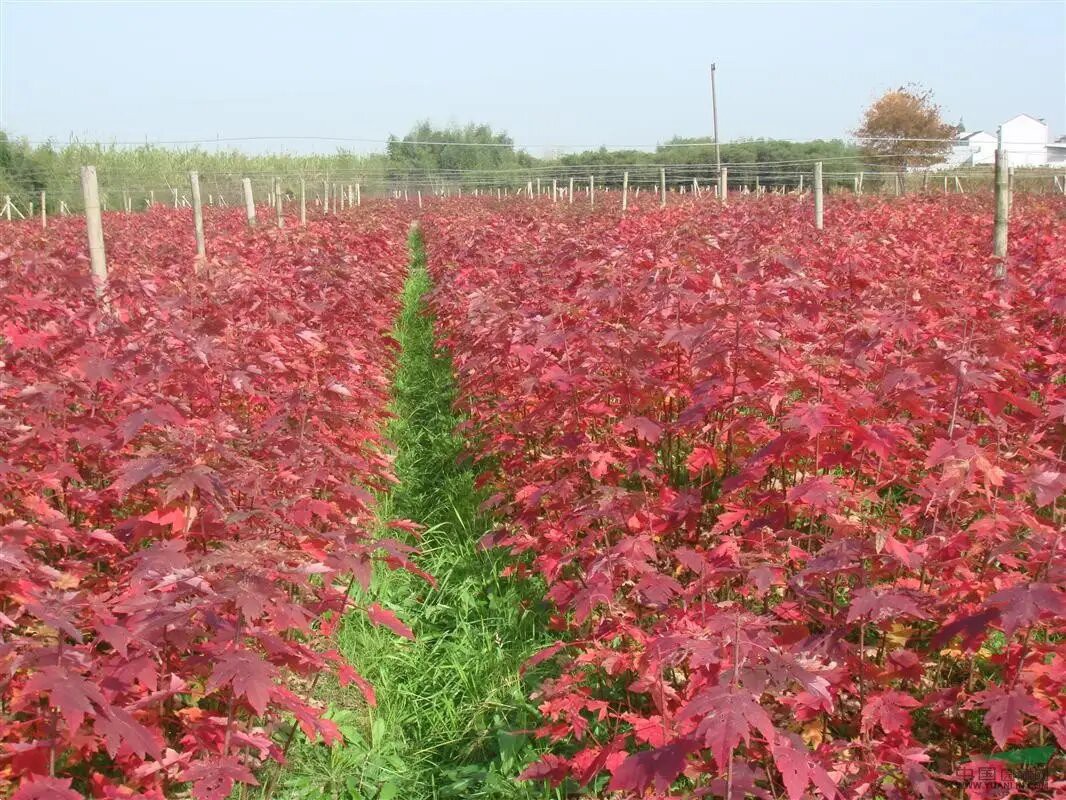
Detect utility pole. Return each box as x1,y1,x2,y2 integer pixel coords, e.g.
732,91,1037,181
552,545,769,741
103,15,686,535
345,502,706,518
710,63,721,176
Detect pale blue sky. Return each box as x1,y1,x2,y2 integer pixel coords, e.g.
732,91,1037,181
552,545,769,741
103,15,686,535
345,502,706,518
1,1,1063,156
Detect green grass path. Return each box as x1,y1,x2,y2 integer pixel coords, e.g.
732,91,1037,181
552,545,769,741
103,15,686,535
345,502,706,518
278,225,556,800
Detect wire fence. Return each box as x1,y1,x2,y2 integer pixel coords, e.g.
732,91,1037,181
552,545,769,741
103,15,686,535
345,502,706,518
2,161,1065,219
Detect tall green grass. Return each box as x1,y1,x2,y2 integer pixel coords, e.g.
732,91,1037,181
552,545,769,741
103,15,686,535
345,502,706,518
276,227,559,800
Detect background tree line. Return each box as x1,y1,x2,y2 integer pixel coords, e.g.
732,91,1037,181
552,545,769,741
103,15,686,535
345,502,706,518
0,87,965,206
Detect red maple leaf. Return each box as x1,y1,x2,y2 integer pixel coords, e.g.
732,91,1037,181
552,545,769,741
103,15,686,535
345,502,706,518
181,757,258,800
606,740,694,794
861,690,922,735
366,603,415,640
11,776,82,800
206,650,276,716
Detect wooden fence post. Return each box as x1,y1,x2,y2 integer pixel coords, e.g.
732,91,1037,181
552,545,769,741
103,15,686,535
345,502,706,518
569,177,574,204
80,166,110,312
242,178,256,227
993,147,1009,266
1007,167,1015,215
589,175,595,206
40,190,46,229
720,168,728,204
622,171,629,212
356,183,361,205
323,180,329,214
552,178,558,203
172,187,179,208
300,179,307,226
189,170,206,260
660,167,666,208
814,162,824,230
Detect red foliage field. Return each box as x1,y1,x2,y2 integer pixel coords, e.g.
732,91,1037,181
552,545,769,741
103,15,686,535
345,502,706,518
0,206,416,799
422,195,1066,799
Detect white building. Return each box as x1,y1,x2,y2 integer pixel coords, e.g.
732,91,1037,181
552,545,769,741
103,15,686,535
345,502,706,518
938,114,1060,168
1000,114,1051,167
948,131,996,166
1049,138,1066,164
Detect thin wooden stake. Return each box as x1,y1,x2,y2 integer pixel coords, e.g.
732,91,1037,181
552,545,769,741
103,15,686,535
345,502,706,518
40,190,46,229
622,171,629,212
80,166,110,312
275,178,284,228
720,168,728,204
356,183,361,205
814,162,824,230
660,167,666,208
589,175,595,206
300,179,307,226
569,177,574,204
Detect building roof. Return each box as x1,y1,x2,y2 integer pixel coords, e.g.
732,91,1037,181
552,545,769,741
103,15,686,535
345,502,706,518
1001,113,1047,126
957,130,995,142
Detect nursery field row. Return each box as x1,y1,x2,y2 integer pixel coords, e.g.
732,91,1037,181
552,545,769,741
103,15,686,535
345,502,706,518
421,194,1066,799
0,206,418,798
